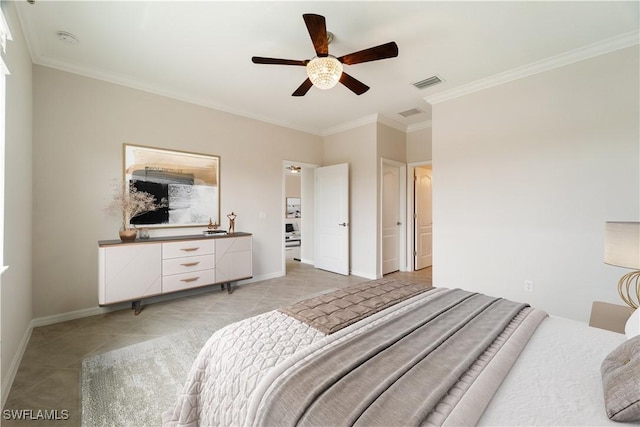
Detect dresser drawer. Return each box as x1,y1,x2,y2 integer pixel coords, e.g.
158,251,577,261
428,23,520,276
162,269,216,293
162,240,214,259
162,254,214,276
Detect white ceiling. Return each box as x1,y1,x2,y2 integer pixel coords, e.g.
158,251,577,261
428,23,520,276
13,1,640,135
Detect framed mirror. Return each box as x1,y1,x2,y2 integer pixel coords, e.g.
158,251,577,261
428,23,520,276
124,144,220,228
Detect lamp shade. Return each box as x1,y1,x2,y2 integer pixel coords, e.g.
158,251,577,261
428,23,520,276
604,222,640,269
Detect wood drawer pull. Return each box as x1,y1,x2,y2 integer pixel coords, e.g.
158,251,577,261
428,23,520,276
180,247,200,252
181,262,200,267
180,277,200,283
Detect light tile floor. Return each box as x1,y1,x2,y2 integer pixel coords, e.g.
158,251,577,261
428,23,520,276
2,261,431,426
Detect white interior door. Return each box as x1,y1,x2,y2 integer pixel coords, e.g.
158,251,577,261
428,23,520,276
315,163,349,275
415,166,432,270
382,163,400,275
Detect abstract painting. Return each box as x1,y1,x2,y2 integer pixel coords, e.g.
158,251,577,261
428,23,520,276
286,197,301,218
123,144,220,228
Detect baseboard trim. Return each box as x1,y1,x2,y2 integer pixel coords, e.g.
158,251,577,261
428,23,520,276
30,306,118,328
1,324,32,409
350,270,378,280
32,272,285,327
241,271,284,283
2,303,123,407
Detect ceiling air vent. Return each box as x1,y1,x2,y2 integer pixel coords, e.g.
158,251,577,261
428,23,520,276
398,108,423,118
413,75,443,90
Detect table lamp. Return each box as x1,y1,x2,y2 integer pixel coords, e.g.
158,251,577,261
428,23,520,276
604,221,640,308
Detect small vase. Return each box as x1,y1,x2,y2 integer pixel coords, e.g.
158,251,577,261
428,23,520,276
119,228,137,242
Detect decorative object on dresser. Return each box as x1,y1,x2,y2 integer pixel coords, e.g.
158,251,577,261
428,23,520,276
604,221,640,308
124,144,220,228
98,233,252,314
227,212,237,234
203,217,225,236
139,227,150,239
106,180,167,242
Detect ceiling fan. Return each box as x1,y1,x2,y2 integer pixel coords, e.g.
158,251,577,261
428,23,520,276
251,14,399,97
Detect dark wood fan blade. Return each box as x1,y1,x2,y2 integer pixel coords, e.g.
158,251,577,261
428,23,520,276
252,57,308,66
303,14,328,57
339,72,369,95
292,78,314,97
337,42,399,65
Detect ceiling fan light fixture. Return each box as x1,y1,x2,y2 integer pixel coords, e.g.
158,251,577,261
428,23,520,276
306,55,343,90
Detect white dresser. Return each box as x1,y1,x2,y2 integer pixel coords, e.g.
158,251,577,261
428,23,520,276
98,233,252,313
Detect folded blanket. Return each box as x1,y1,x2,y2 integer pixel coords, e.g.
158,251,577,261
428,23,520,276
254,289,541,426
279,278,433,334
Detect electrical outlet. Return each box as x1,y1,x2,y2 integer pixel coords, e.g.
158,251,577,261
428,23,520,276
524,280,534,292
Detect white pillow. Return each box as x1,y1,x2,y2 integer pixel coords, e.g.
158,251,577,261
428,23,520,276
626,308,640,339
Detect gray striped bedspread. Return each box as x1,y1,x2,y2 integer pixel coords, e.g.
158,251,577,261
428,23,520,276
164,285,547,427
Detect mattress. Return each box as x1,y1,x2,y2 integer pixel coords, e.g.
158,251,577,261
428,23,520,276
479,315,633,426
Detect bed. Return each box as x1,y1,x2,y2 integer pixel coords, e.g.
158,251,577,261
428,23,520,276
163,278,640,426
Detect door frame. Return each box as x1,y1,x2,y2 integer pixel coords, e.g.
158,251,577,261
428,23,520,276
406,160,432,271
379,158,407,277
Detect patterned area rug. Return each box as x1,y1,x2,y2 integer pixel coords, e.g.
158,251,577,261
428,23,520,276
81,289,340,426
81,325,218,427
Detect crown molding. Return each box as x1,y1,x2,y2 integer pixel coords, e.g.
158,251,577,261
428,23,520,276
425,30,640,105
322,113,424,136
29,51,426,138
322,114,379,136
15,4,324,136
377,114,408,133
13,2,40,65
38,55,325,135
407,120,432,132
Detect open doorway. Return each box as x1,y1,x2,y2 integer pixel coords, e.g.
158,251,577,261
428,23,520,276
282,161,318,274
284,164,302,268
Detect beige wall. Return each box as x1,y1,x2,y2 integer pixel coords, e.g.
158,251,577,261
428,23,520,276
377,123,406,163
1,2,33,401
432,46,639,322
32,66,323,318
323,124,378,278
285,174,301,198
407,126,432,163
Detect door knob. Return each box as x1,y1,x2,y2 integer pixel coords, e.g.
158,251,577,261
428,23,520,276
397,222,402,226
338,222,348,227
